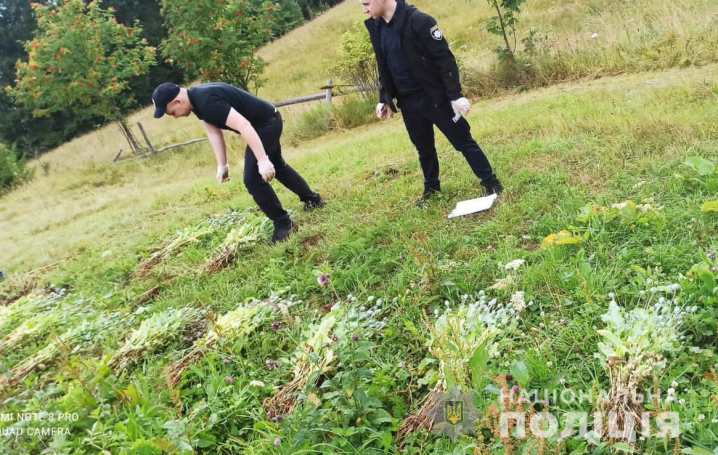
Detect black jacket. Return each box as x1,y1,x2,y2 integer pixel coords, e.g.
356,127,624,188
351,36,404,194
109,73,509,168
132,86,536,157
365,0,463,112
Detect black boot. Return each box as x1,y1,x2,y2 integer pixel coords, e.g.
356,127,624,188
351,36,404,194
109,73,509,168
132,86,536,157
271,219,297,244
303,194,325,211
482,178,504,196
416,187,441,207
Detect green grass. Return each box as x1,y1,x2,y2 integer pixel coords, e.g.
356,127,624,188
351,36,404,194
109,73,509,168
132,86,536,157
1,0,718,453
1,64,717,454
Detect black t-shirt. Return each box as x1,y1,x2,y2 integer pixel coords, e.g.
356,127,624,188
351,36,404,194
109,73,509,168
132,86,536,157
187,83,277,132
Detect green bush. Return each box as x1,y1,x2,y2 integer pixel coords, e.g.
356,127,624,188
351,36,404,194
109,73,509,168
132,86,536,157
332,95,376,130
0,143,32,192
286,103,333,144
335,20,378,94
286,95,376,144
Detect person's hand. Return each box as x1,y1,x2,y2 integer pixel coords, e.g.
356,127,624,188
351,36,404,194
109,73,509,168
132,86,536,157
451,98,471,117
258,157,276,182
217,164,229,183
376,103,390,119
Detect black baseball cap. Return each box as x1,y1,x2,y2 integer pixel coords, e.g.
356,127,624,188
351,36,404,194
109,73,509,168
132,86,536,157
152,82,181,118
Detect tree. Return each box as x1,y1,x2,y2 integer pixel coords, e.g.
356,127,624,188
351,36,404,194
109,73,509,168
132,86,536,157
8,0,156,153
160,0,277,92
482,0,527,59
100,0,186,105
266,0,303,38
0,0,69,157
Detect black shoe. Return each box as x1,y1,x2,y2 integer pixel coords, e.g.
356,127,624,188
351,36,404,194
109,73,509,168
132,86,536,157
303,194,325,211
482,179,504,196
271,220,297,244
416,188,441,207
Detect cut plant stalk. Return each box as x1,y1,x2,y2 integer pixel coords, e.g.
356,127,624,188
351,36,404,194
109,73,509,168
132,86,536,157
164,289,299,394
202,216,273,274
108,307,204,372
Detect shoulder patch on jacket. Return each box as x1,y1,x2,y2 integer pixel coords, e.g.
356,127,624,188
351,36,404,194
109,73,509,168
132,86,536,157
430,25,443,41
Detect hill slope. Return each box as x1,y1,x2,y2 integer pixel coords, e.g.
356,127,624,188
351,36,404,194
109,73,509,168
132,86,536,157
1,0,718,453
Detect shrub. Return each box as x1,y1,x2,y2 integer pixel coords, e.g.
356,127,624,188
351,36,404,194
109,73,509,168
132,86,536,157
0,144,32,193
335,20,378,95
286,95,376,144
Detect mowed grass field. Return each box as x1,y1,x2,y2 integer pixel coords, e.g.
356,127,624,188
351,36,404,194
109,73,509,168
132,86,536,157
1,0,718,454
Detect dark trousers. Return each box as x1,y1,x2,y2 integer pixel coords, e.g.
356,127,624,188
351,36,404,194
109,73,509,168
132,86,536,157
399,92,497,192
243,111,319,226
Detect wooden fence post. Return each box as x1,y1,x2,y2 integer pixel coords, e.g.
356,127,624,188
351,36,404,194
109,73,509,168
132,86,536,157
137,122,155,153
325,79,333,104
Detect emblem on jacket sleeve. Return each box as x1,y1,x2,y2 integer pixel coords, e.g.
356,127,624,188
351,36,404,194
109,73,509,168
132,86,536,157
430,25,443,41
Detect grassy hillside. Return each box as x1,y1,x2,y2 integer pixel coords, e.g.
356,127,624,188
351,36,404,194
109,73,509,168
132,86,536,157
1,0,718,453
4,0,718,274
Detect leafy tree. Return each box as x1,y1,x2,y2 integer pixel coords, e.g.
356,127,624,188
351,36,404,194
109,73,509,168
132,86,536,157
160,0,278,92
8,0,156,152
100,0,186,104
267,0,303,37
0,0,72,157
482,0,527,59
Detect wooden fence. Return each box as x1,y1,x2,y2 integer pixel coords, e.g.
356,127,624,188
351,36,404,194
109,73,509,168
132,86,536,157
114,79,358,162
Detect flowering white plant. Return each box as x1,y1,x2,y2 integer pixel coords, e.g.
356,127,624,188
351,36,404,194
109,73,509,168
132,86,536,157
425,292,523,390
595,286,688,439
504,259,526,271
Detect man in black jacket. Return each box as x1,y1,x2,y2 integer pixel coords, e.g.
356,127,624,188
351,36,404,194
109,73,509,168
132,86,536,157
362,0,503,206
152,82,324,243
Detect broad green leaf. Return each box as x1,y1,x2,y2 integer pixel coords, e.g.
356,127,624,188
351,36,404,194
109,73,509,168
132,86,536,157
700,200,718,212
195,432,217,448
470,341,490,392
680,448,714,455
510,360,530,387
597,329,623,348
692,262,717,293
368,409,394,425
684,157,716,176
613,442,634,453
484,384,501,395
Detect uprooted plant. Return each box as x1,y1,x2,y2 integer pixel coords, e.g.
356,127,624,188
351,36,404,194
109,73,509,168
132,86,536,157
263,296,387,421
165,290,301,394
202,214,273,273
108,306,205,372
397,291,524,447
595,285,686,441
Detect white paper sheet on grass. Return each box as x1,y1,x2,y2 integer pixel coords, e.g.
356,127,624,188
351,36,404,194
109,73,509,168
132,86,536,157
447,194,498,219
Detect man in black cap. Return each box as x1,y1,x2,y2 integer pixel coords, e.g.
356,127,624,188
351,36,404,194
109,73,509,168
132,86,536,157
152,82,324,243
361,0,503,206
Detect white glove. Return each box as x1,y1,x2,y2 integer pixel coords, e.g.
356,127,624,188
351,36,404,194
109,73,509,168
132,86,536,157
451,98,471,117
376,103,389,119
258,157,276,182
216,164,229,183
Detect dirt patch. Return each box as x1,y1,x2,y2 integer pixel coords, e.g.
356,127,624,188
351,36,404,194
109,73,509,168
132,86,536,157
365,166,407,181
523,241,540,251
299,232,324,249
